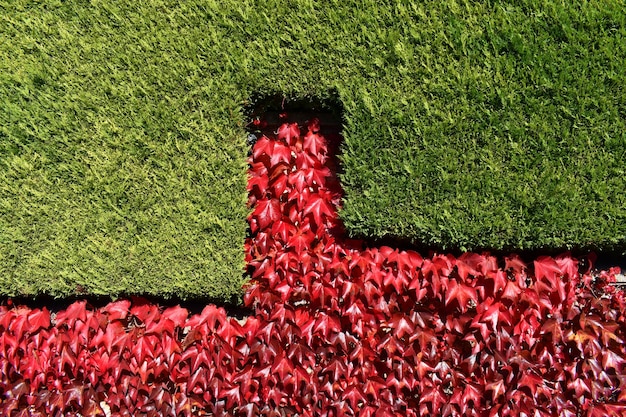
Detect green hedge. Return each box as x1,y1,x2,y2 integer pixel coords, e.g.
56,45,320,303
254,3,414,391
337,1,626,252
0,0,251,301
1,0,624,300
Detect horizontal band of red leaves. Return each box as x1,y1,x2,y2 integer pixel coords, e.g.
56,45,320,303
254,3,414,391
2,118,626,416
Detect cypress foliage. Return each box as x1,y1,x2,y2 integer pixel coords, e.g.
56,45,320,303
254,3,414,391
1,0,624,299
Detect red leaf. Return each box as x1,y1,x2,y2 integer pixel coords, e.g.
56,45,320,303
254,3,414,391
344,299,366,323
216,319,244,343
185,347,211,375
239,403,260,417
162,305,189,328
505,254,527,274
349,340,375,365
555,254,579,279
27,308,50,332
233,366,260,402
269,303,296,327
421,257,452,297
269,170,290,196
363,376,386,399
131,335,157,364
517,373,544,397
253,199,281,230
221,384,242,410
520,287,553,314
389,313,414,339
311,280,338,307
501,279,521,301
277,122,300,146
420,386,447,414
534,256,561,284
342,384,366,409
307,166,331,187
485,377,505,402
295,149,321,170
269,142,292,166
55,300,87,326
94,321,125,353
303,131,327,156
306,117,321,133
247,173,269,196
579,314,605,336
271,352,294,381
566,378,590,397
396,250,424,273
540,318,564,343
63,383,84,408
59,344,77,373
312,312,341,339
130,300,159,323
321,357,347,382
462,382,482,413
252,135,272,160
445,280,477,313
286,224,314,253
302,193,335,227
603,404,626,417
185,304,226,330
287,342,313,366
487,270,508,296
102,299,131,321
409,328,437,352
145,316,175,337
288,169,309,192
253,136,293,166
477,301,511,333
136,360,152,385
408,273,427,302
599,321,624,345
456,252,485,280
378,332,405,356
414,352,435,379
383,270,409,293
602,350,624,372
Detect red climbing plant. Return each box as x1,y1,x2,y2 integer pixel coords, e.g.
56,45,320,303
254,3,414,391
1,116,625,416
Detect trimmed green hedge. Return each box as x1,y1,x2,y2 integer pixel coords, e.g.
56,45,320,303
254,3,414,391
1,0,624,300
0,1,251,301
337,1,626,252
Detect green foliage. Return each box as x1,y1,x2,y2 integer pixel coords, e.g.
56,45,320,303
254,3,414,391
1,0,625,300
337,0,626,253
0,0,251,301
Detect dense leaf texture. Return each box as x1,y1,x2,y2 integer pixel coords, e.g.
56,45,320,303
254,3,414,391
2,1,626,301
0,1,251,300
1,121,625,415
338,1,626,252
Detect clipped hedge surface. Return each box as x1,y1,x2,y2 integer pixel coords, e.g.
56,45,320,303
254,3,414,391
1,0,625,299
338,0,626,252
0,0,250,300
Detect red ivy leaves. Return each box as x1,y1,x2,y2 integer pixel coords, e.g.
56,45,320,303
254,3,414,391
253,135,293,166
277,122,300,146
252,199,281,231
26,308,50,333
445,280,478,313
302,193,335,227
1,117,625,416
